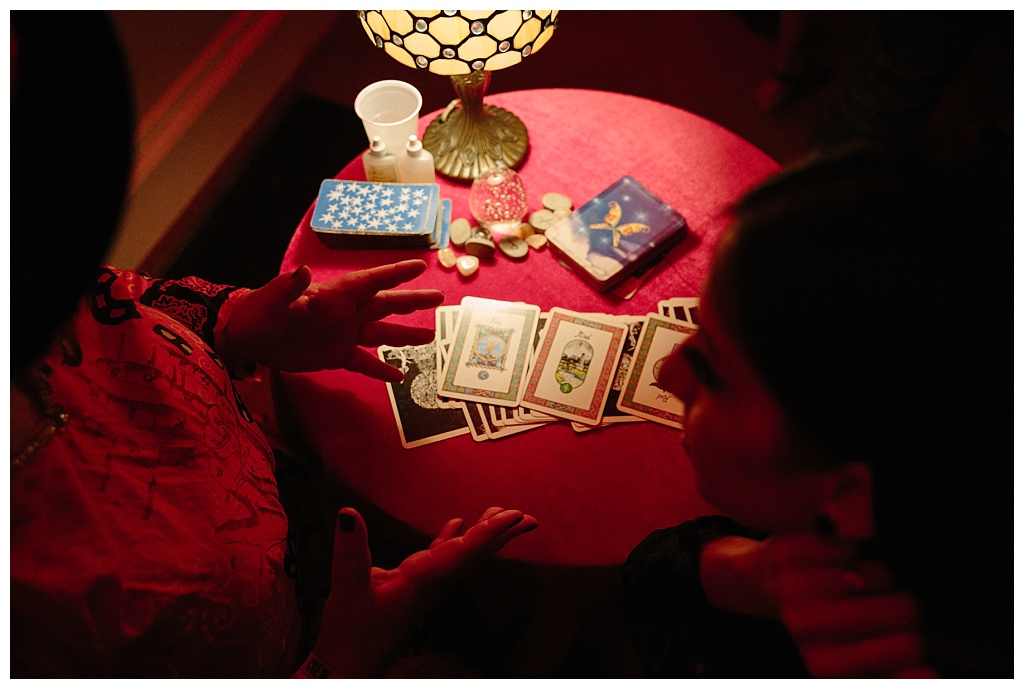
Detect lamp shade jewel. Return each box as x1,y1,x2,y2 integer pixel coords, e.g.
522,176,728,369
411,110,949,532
358,10,559,180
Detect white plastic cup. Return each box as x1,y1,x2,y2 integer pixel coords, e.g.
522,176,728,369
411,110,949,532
354,80,422,156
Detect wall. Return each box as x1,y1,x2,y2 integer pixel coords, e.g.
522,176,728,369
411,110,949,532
105,10,340,273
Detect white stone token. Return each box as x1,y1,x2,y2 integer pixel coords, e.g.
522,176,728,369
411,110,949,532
542,192,573,211
529,209,557,232
464,235,496,259
498,235,529,260
449,218,472,246
525,234,548,250
437,246,457,268
456,254,480,277
553,207,571,220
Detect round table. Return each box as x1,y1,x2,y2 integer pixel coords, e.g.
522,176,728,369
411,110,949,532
276,88,780,568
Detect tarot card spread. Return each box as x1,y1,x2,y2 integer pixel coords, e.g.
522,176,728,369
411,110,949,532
521,308,628,426
439,297,541,407
382,298,703,447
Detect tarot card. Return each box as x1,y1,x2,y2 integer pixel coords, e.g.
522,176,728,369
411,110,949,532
658,297,701,325
439,298,540,407
430,198,452,249
599,315,648,424
489,404,507,428
379,344,471,448
520,308,628,426
434,305,462,409
462,402,490,442
477,403,547,439
616,314,698,428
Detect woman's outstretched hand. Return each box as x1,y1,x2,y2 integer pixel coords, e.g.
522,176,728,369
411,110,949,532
295,506,538,678
224,260,444,382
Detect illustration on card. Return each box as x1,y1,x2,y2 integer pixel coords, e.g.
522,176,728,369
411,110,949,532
555,339,594,393
651,343,681,391
468,325,512,378
589,200,651,253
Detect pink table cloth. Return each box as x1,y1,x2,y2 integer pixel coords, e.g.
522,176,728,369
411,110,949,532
277,88,780,567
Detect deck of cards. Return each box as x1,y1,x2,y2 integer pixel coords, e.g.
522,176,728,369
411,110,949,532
310,179,451,250
379,296,702,448
545,176,688,294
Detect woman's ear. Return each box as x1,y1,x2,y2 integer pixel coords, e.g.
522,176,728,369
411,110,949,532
820,461,874,539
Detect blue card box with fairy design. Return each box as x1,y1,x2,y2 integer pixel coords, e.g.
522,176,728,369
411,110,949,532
545,176,688,293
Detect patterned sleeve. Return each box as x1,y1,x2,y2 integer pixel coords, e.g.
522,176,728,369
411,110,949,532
89,266,255,378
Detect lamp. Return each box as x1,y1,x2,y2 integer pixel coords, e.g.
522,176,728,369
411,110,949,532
358,10,558,181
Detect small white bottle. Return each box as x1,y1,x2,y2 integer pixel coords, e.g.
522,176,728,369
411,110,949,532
362,135,399,183
397,134,436,184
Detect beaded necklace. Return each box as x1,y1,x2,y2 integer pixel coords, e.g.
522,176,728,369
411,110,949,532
11,365,69,474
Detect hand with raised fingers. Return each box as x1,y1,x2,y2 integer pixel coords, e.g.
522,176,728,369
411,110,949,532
294,506,538,678
767,533,937,678
223,260,444,381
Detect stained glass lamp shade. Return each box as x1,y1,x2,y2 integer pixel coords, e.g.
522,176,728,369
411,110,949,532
358,10,558,181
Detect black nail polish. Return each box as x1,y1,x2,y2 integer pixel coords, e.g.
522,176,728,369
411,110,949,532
337,512,356,533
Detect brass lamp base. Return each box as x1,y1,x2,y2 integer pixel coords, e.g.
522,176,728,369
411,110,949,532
422,71,529,182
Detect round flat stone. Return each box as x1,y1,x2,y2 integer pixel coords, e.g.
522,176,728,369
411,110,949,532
529,209,557,232
464,235,496,259
498,235,529,259
553,207,571,220
449,218,472,246
525,234,548,250
456,254,480,276
471,225,492,240
542,192,573,211
437,246,457,268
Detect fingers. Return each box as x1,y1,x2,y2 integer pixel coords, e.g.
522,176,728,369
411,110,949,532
430,518,463,549
785,593,928,678
288,264,314,295
802,632,926,678
359,322,437,348
331,507,372,595
336,260,429,301
784,592,920,640
361,290,446,322
485,513,540,554
345,349,407,383
253,265,313,308
478,507,507,521
407,509,538,584
459,508,538,557
774,558,894,600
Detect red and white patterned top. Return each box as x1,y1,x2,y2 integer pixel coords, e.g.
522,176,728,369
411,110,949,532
11,267,301,677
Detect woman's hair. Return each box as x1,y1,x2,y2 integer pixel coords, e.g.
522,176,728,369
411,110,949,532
709,143,1012,675
11,11,135,372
